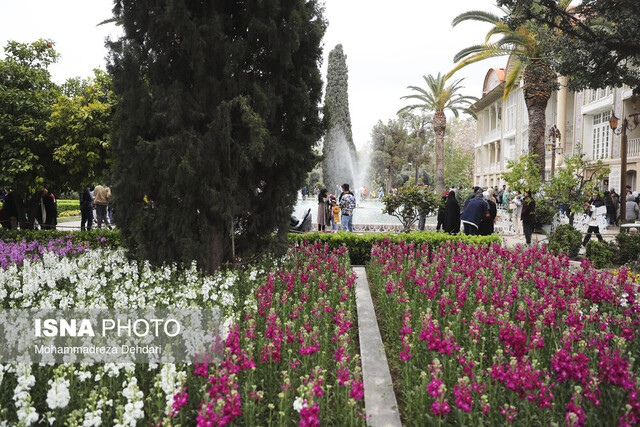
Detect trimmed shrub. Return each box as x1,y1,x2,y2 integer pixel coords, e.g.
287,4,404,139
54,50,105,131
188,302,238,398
0,229,121,249
585,240,615,269
288,231,501,265
546,224,582,258
615,232,640,265
534,199,555,230
55,199,80,213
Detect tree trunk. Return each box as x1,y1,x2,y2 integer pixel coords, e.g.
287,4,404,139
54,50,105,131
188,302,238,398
434,110,446,195
523,61,555,182
204,222,229,274
387,163,393,195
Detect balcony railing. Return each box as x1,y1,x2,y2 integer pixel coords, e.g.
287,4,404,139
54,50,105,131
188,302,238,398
629,138,640,158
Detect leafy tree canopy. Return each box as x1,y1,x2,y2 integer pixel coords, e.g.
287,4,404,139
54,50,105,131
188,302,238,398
381,183,440,232
47,69,116,190
0,39,59,194
501,154,543,194
497,0,640,94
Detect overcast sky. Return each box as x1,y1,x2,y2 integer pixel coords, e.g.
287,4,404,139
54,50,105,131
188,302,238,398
0,0,505,149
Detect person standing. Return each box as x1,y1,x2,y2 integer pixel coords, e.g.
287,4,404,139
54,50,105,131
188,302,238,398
93,184,112,230
625,194,640,222
582,198,605,246
443,190,460,234
330,196,341,231
460,197,489,235
79,187,94,231
339,184,356,233
478,190,497,236
317,188,330,232
521,191,536,245
435,192,447,232
511,190,523,235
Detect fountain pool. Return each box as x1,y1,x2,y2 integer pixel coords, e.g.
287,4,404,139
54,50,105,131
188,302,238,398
293,200,436,226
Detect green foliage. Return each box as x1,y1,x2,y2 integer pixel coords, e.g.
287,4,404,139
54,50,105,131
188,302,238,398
501,154,543,194
47,69,116,189
322,44,356,191
288,231,501,265
543,153,609,224
585,240,615,269
59,210,81,218
498,0,640,94
0,229,121,248
55,199,80,213
534,199,556,229
369,118,411,193
381,185,440,232
615,232,640,266
0,39,60,193
108,0,326,273
546,224,582,258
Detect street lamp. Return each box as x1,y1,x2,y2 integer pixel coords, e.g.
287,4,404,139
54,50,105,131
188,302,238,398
546,125,563,178
609,110,640,221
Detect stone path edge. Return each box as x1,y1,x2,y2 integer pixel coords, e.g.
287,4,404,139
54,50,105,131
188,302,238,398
353,266,402,427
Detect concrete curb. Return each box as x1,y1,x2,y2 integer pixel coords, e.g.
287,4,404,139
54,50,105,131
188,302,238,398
353,266,402,427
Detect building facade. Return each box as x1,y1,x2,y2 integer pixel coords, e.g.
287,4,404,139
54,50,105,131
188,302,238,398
472,59,640,193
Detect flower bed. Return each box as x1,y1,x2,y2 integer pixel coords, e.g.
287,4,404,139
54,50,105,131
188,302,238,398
367,240,640,426
184,242,365,426
0,240,364,425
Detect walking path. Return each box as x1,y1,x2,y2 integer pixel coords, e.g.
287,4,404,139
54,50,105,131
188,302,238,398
353,266,402,427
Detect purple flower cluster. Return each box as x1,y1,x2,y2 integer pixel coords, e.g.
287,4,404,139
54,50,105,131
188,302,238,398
0,237,90,269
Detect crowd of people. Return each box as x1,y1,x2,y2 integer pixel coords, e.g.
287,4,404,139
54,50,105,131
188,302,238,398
0,185,113,231
311,181,640,244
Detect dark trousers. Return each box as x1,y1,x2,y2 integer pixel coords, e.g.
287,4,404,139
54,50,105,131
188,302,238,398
80,206,93,231
583,226,603,246
96,204,110,229
523,221,534,245
418,212,427,231
318,224,326,231
463,223,479,235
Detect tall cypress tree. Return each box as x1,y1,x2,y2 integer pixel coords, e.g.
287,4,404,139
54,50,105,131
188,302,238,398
107,0,326,273
322,44,357,192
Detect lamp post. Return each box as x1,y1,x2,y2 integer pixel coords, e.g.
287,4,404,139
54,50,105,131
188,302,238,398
609,110,640,221
546,125,562,178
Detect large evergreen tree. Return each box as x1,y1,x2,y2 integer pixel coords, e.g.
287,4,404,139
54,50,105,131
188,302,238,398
107,0,326,273
322,44,357,193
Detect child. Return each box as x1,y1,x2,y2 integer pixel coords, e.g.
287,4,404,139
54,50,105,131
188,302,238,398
330,197,341,232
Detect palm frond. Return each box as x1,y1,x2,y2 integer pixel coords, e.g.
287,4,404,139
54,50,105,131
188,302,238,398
452,10,502,27
503,60,523,99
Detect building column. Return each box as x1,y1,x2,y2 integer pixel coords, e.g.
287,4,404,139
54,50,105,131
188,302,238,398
557,75,568,165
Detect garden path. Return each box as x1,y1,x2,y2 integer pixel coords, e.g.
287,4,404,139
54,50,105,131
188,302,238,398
354,266,402,427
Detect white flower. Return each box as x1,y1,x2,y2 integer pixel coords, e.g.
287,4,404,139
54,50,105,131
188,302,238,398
46,377,70,409
293,397,304,413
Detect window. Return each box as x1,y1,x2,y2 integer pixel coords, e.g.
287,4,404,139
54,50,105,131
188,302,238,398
585,87,611,104
592,112,611,160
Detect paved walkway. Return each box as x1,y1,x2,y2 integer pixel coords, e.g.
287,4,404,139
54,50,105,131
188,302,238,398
353,266,402,427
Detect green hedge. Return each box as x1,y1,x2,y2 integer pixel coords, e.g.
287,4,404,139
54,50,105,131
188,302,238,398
0,229,121,248
288,231,502,265
56,199,80,213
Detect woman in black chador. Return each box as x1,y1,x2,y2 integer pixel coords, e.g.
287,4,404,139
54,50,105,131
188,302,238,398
443,190,461,234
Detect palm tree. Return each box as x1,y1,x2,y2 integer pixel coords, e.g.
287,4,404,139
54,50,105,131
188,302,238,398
449,3,571,180
399,73,477,195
